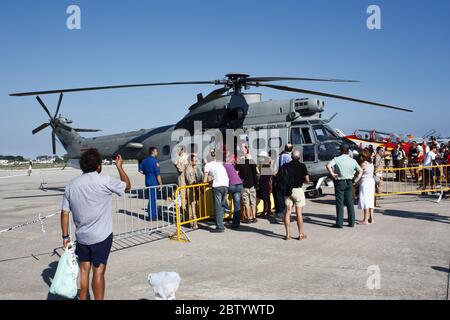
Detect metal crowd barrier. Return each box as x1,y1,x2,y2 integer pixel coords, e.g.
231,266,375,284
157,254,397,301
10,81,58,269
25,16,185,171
375,164,450,200
173,183,211,242
68,182,273,244
69,184,178,243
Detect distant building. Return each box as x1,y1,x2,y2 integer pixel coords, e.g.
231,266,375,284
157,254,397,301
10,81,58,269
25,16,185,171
36,155,57,163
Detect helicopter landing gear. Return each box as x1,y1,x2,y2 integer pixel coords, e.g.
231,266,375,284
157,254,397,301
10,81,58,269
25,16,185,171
305,185,323,198
305,176,327,199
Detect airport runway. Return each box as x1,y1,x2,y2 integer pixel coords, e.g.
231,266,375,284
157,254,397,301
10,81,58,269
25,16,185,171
0,165,449,300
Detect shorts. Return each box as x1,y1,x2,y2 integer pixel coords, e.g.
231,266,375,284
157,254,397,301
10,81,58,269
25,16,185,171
285,187,306,208
75,233,113,268
241,187,256,207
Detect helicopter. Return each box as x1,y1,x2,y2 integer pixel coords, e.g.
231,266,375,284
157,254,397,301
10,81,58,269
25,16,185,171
10,73,413,197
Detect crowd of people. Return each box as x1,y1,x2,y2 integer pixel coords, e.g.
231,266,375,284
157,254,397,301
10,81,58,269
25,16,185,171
58,138,449,299
362,138,450,195
173,142,365,239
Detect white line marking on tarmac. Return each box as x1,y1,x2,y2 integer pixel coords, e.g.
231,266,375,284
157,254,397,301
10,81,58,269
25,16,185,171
0,174,28,179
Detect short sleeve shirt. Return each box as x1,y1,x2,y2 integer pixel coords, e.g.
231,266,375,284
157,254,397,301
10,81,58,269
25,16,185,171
235,162,258,188
285,160,309,188
222,163,242,186
204,161,229,188
328,154,362,180
423,151,436,166
273,153,292,172
61,172,126,245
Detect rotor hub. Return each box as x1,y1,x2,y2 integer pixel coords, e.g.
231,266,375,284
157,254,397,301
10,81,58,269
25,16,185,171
225,73,250,94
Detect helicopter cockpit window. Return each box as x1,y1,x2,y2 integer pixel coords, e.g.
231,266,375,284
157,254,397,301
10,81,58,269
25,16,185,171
317,142,340,161
312,125,339,142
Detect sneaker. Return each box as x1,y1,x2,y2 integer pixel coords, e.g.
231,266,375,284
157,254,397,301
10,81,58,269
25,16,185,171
252,218,258,223
332,224,343,229
210,228,225,233
242,219,252,224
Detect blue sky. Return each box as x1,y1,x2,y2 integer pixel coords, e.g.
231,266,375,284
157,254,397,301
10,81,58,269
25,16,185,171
1,0,449,158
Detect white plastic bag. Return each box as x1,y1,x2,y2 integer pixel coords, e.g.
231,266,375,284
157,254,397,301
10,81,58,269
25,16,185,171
49,243,79,299
147,271,181,300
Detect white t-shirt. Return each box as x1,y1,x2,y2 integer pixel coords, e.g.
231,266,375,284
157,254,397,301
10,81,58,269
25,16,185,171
423,151,436,167
204,161,229,188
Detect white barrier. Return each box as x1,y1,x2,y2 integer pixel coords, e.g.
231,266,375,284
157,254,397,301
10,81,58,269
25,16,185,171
69,184,178,243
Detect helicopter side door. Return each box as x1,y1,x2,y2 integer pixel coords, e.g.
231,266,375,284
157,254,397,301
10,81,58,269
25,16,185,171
290,126,317,163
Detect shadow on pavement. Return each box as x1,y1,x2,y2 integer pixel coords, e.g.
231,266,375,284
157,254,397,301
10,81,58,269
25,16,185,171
431,266,450,273
381,209,450,224
309,199,336,206
225,224,285,240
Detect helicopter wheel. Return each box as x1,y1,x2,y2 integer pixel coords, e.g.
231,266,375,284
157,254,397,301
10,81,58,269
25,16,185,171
305,186,322,199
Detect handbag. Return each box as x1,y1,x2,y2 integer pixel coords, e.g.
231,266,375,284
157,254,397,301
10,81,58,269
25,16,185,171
49,243,79,299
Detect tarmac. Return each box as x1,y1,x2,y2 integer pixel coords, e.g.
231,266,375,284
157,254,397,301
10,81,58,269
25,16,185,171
0,164,449,300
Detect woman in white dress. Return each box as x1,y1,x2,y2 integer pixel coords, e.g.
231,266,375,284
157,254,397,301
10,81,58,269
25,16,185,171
357,150,375,225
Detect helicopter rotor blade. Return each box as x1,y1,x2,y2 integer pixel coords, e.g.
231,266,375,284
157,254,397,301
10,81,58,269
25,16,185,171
9,81,221,97
32,123,50,135
51,129,56,155
35,96,53,118
54,93,63,118
254,83,413,112
242,77,359,83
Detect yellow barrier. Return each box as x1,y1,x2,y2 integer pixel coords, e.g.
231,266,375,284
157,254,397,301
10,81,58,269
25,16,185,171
172,183,275,242
375,164,450,197
172,183,210,242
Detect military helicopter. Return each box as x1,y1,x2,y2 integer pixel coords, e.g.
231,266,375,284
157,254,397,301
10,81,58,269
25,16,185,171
10,73,412,197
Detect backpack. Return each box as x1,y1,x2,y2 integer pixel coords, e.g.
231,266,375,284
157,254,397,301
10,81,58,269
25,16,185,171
276,164,293,197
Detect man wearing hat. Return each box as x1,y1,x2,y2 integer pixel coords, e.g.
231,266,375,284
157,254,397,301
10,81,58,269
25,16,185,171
326,145,363,228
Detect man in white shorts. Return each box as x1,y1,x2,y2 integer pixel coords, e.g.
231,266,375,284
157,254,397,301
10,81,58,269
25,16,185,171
279,149,310,240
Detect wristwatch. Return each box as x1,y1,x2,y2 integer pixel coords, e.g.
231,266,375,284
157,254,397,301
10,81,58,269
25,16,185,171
62,234,70,240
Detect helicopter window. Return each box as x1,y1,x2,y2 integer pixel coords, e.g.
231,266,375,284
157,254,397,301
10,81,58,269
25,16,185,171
302,128,313,144
291,127,313,145
317,142,340,161
253,138,266,150
313,125,339,142
291,128,302,145
302,145,316,162
268,137,282,149
162,145,170,156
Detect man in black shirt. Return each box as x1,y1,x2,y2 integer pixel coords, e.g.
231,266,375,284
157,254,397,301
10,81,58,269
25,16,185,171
235,156,259,223
280,149,310,240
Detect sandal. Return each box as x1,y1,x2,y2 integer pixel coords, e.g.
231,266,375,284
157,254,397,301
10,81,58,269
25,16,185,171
298,234,307,241
285,235,291,240
356,221,369,225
